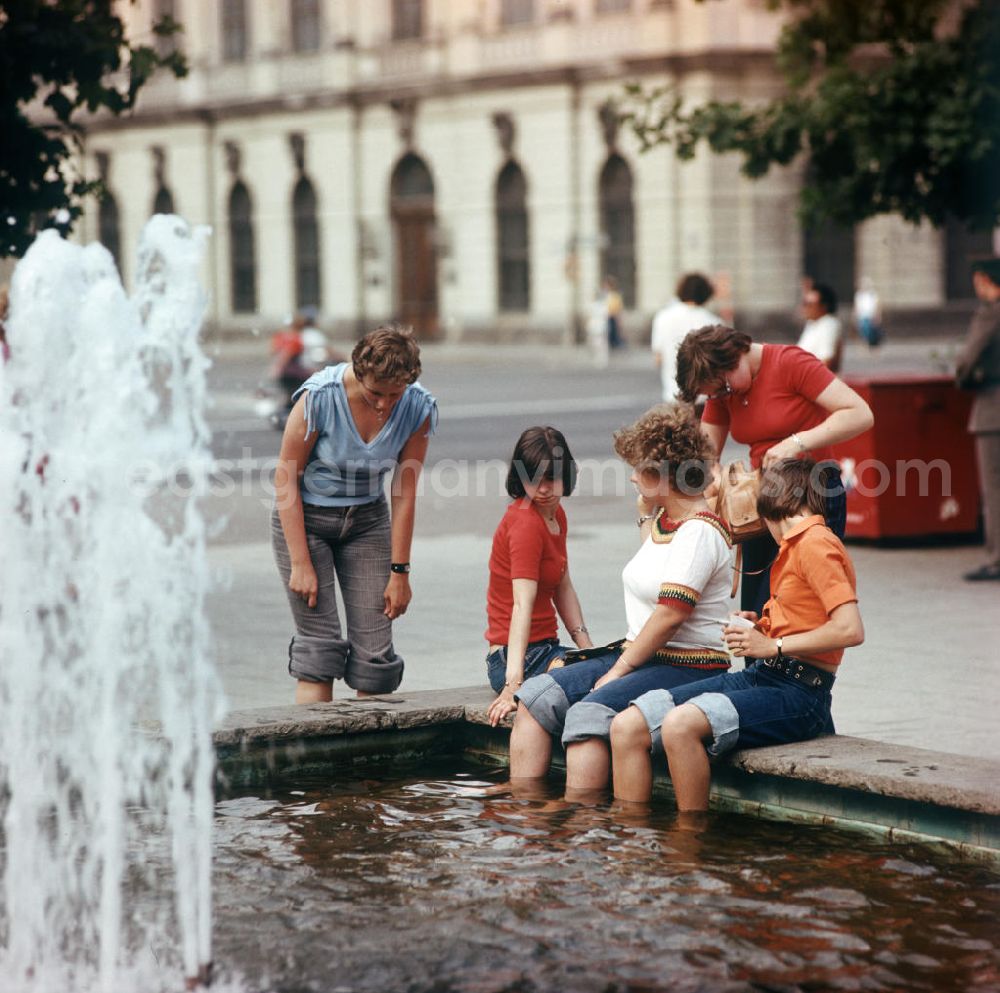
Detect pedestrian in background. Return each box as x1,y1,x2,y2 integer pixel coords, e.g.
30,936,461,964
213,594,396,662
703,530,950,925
650,272,717,402
853,277,884,348
797,282,844,373
956,257,1000,582
602,275,625,349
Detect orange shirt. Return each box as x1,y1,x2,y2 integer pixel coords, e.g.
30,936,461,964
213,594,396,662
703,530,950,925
758,515,857,668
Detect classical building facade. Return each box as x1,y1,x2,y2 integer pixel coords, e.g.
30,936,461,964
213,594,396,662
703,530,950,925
76,0,994,341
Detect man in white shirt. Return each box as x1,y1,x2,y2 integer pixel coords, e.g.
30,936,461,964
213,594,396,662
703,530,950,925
651,273,717,401
798,283,843,372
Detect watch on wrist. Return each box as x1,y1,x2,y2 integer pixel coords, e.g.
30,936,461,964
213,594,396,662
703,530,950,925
390,562,410,574
775,637,783,660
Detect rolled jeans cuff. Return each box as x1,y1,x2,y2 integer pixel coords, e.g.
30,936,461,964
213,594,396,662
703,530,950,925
632,689,677,752
561,701,617,746
685,692,741,757
288,634,348,683
515,673,569,735
347,652,405,695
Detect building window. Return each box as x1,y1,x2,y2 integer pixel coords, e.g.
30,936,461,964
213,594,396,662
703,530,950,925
595,0,631,12
153,186,175,215
945,215,994,301
496,162,530,312
293,177,322,310
599,154,636,308
98,192,122,271
291,0,321,53
228,181,257,313
392,0,423,40
221,0,249,62
500,0,535,27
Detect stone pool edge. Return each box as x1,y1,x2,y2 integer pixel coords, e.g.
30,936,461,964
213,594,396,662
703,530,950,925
214,686,1000,862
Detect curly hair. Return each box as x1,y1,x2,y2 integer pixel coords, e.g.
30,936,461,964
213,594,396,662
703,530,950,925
613,403,716,494
675,324,752,403
352,324,421,385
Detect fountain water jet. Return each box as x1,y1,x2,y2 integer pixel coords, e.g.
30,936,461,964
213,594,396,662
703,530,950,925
0,217,224,992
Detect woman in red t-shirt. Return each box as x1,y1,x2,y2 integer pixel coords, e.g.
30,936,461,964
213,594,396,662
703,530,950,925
485,427,594,726
676,324,874,614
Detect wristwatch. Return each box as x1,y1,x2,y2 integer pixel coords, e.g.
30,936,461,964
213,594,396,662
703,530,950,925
390,562,410,574
775,637,784,660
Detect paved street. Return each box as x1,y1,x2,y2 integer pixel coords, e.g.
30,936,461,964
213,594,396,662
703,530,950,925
201,334,999,760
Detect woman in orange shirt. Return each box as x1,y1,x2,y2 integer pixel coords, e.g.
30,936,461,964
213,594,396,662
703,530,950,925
609,458,865,810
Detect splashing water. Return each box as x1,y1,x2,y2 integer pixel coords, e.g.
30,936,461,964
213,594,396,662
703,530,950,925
0,218,225,992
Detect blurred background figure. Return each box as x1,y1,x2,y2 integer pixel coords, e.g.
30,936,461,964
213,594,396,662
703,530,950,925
264,310,342,429
798,282,843,373
0,285,9,364
854,276,884,348
602,276,625,350
956,257,1000,582
586,288,610,368
650,272,717,401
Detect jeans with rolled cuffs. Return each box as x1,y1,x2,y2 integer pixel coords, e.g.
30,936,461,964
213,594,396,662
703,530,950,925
486,640,569,694
630,660,834,757
515,645,724,748
271,499,404,694
740,463,846,615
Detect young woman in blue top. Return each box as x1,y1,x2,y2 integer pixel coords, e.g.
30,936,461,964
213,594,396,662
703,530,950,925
272,325,437,703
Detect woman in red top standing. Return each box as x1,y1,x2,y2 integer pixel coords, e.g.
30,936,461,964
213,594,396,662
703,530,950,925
485,427,594,726
676,325,873,615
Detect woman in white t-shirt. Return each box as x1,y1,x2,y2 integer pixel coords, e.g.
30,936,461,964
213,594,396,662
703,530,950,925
510,405,735,793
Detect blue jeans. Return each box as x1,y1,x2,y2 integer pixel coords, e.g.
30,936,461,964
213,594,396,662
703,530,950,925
486,640,569,694
631,660,834,757
516,646,726,746
741,463,846,615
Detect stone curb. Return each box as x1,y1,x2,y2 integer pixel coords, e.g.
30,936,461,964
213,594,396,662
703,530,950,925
215,687,1000,831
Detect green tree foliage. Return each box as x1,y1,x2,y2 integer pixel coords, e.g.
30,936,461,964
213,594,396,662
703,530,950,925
0,0,186,257
621,0,1000,229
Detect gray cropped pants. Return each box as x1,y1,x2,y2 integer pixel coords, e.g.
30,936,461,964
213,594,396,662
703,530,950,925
271,500,404,694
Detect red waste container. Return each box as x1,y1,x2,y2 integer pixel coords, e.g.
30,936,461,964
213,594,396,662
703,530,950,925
829,375,981,540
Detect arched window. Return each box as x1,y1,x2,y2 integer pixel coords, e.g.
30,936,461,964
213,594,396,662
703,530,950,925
228,181,257,314
496,161,530,312
291,0,320,53
221,0,249,62
599,154,636,308
945,215,994,300
390,153,438,337
98,192,122,270
392,0,423,40
293,177,322,310
153,186,175,216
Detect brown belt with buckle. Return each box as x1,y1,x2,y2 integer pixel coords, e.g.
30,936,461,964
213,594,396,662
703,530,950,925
759,655,835,691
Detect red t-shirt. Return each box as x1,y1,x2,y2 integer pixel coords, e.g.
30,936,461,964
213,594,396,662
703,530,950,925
485,501,568,645
702,344,836,468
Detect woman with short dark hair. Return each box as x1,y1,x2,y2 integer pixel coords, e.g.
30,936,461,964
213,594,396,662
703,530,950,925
272,324,436,703
484,427,593,726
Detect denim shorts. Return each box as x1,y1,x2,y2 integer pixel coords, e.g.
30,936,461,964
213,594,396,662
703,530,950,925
631,660,834,757
516,645,725,745
486,640,569,694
